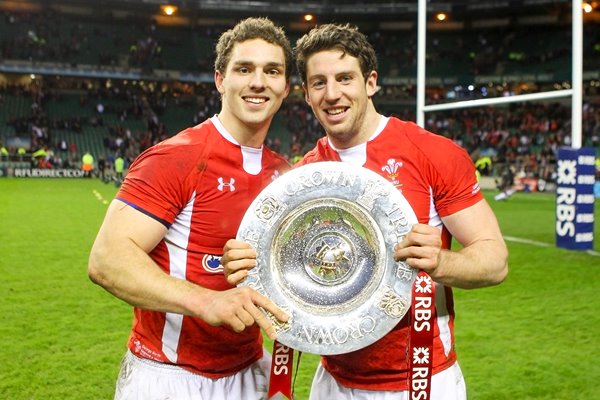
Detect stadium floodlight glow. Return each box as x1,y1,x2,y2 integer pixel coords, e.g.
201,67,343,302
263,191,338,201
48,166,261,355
435,12,447,21
304,14,314,22
582,2,592,12
160,5,178,16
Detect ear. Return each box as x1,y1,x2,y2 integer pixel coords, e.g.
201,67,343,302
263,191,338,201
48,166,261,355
214,70,225,94
302,83,310,105
365,70,378,98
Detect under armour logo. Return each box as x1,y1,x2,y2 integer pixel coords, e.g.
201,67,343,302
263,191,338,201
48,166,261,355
217,177,236,191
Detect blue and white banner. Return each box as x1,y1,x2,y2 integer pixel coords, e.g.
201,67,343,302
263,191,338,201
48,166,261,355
555,147,596,251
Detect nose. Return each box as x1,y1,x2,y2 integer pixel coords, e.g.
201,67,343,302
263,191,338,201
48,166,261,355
249,70,266,90
324,81,341,102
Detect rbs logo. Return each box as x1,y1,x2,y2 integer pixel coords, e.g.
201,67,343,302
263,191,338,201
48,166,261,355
556,159,577,237
273,342,291,375
556,148,595,251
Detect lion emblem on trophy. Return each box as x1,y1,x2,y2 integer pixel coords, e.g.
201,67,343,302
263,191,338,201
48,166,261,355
310,240,351,280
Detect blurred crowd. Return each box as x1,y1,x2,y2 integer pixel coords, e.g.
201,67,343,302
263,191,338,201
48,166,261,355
2,8,599,79
1,7,599,188
1,79,599,188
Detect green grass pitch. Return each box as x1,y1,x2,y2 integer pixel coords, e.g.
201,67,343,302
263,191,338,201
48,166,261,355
1,178,598,399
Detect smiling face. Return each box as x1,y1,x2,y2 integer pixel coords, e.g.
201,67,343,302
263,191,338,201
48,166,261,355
303,49,379,149
215,38,290,147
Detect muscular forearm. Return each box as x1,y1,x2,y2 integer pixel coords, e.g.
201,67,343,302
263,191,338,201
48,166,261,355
88,237,207,315
433,239,508,289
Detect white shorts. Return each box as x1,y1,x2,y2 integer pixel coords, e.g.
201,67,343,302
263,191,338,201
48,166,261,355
114,349,284,400
309,361,467,400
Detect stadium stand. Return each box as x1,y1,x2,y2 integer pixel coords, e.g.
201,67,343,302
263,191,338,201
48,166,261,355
0,0,599,187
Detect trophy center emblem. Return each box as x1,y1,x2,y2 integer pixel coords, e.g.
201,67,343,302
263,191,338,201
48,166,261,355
306,234,354,285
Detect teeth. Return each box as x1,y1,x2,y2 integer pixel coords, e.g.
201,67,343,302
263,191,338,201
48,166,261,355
327,108,345,115
245,97,266,104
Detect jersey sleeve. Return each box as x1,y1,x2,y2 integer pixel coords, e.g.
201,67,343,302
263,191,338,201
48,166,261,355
116,141,200,227
419,132,483,217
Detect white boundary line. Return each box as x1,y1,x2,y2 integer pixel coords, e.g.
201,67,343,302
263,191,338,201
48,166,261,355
92,189,109,205
503,235,551,247
503,235,600,257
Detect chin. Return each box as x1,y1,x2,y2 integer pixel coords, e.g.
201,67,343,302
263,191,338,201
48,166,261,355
326,124,349,137
246,114,272,126
244,108,265,117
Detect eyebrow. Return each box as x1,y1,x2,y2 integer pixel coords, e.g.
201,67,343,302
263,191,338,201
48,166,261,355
232,60,285,69
308,70,356,81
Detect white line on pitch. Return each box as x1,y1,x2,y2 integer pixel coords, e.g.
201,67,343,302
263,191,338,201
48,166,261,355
503,236,551,247
503,235,600,256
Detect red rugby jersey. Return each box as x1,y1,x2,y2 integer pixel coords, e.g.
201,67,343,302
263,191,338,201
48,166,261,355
296,116,483,391
116,116,289,378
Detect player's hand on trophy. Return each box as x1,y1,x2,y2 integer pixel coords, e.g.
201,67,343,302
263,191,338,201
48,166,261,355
222,239,258,286
200,286,288,340
394,223,443,277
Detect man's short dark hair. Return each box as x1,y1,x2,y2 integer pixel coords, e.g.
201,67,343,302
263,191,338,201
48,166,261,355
294,23,378,83
215,17,293,81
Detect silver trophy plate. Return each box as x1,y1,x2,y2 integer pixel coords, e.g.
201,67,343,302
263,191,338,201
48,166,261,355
237,161,418,355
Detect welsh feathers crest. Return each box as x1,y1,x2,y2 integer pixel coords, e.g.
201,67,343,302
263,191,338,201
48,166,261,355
381,158,403,187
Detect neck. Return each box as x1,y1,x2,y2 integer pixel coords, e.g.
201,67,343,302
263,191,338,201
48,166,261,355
217,110,270,148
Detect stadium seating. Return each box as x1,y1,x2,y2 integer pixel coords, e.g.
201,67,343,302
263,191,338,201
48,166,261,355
0,5,598,180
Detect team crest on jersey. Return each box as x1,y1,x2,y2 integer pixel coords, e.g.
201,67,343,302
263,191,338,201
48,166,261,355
217,177,236,192
381,158,403,188
202,254,223,273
